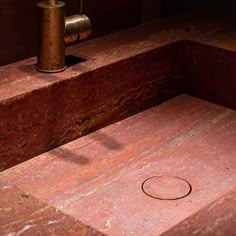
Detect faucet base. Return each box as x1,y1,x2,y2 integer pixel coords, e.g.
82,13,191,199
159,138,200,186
35,65,67,73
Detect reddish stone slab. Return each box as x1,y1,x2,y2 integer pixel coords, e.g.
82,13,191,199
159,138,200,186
185,40,236,110
162,188,236,236
0,179,104,236
1,95,236,235
0,40,185,171
1,14,236,173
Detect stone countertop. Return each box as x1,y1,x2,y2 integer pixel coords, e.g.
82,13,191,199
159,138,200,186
0,13,235,103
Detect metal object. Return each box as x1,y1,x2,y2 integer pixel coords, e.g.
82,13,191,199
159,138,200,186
36,0,91,73
65,14,92,44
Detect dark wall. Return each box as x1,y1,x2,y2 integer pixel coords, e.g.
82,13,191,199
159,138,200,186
0,0,145,67
0,1,38,67
141,0,161,22
161,0,236,16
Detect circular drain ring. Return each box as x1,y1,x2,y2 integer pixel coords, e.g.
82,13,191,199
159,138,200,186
142,175,192,200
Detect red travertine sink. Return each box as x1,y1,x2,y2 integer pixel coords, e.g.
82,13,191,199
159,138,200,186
1,40,236,172
1,95,236,235
0,14,236,172
0,14,236,235
0,41,185,171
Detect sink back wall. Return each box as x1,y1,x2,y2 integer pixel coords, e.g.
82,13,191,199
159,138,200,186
0,0,161,67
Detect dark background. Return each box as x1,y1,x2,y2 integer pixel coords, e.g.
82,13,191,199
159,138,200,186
162,0,236,16
0,0,235,67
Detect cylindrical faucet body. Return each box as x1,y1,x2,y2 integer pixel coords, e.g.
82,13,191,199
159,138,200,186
36,1,66,73
46,0,58,5
36,0,92,73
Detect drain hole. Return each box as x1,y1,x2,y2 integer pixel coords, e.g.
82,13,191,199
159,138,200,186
66,55,86,67
142,175,192,200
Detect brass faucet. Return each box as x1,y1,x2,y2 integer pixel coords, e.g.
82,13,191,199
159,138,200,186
36,0,92,73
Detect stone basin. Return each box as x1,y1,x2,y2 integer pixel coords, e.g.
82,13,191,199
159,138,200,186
0,14,236,235
1,39,236,171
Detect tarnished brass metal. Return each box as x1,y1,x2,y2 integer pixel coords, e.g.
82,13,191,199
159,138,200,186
36,1,66,73
65,14,92,44
46,0,58,5
36,0,92,73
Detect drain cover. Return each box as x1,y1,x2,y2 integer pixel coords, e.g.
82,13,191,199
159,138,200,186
142,175,192,200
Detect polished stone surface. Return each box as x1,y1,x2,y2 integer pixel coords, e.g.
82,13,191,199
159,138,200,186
1,95,236,235
0,179,104,236
1,14,236,171
0,14,236,235
0,39,184,171
163,188,236,236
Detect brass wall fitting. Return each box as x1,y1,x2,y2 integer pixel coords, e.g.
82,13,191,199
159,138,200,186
36,0,91,73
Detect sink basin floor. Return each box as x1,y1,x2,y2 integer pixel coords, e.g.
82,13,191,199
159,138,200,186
1,95,236,235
